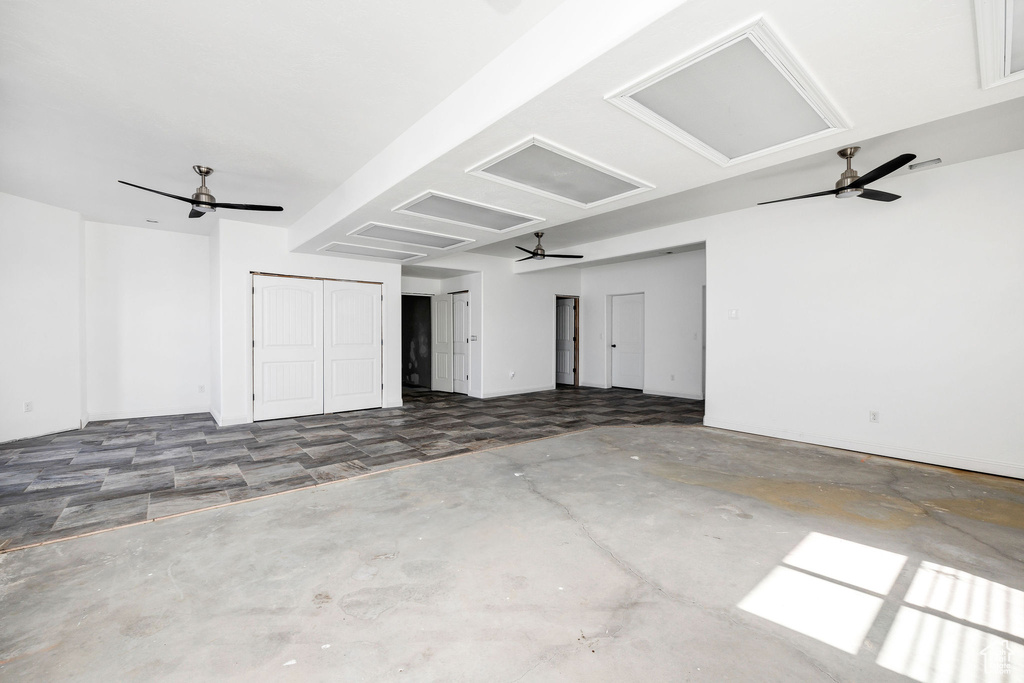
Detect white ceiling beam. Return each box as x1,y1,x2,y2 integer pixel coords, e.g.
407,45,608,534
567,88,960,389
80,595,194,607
287,0,688,252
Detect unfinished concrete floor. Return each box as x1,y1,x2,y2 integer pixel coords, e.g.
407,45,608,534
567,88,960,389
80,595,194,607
1,426,1022,681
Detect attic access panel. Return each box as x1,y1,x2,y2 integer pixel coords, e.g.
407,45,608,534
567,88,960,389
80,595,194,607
470,139,651,208
320,242,423,261
608,20,845,166
395,191,542,231
349,223,472,250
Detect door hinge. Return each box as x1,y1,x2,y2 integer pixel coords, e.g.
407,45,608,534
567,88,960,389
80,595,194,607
252,340,255,347
253,393,256,400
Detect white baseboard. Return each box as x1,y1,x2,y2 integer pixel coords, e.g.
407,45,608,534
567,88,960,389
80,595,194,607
87,405,212,423
644,388,704,400
703,416,1024,480
481,384,556,399
215,414,250,427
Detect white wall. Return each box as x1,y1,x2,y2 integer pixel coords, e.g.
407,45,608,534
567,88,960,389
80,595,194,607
0,193,84,442
84,222,211,420
401,276,441,295
580,250,706,399
422,253,582,398
702,148,1024,478
213,219,403,425
478,260,580,398
209,227,222,421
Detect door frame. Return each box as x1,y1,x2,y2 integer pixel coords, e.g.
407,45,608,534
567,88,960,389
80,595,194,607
607,292,645,390
554,295,579,387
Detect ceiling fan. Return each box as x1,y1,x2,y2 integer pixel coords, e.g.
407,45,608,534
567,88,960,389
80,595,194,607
758,147,916,205
118,165,283,218
516,232,584,262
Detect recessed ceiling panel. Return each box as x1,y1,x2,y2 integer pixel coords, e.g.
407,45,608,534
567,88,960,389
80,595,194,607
609,21,844,165
395,192,542,231
350,223,472,250
470,139,651,207
321,242,423,261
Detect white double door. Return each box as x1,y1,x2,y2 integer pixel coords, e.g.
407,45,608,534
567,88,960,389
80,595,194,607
253,274,382,421
431,292,471,395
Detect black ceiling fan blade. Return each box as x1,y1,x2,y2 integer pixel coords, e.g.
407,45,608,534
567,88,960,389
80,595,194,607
545,254,584,259
858,188,901,202
757,188,841,205
515,245,535,255
208,201,283,211
118,180,194,204
188,208,205,218
516,255,536,262
850,153,916,188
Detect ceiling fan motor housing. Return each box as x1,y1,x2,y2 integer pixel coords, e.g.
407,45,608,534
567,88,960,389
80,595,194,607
834,147,864,198
191,166,216,211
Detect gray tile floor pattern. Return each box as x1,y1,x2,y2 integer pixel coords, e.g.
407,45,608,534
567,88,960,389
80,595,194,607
0,387,703,551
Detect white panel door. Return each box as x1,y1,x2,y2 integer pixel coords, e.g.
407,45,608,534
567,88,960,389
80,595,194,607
253,275,324,421
556,298,575,385
452,292,471,395
431,294,453,392
324,280,382,413
611,293,644,390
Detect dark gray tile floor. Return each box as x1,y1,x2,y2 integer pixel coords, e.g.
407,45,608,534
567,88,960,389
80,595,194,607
0,386,703,551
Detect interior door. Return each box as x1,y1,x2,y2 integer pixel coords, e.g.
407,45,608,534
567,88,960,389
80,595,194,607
324,280,382,413
452,292,471,394
611,293,644,390
253,275,324,420
431,294,453,392
556,298,576,385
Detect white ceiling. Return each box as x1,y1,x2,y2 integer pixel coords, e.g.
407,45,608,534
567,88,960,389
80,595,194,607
0,0,568,234
3,0,1024,259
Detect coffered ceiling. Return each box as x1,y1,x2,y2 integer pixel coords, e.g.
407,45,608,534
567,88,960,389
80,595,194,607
3,0,1024,261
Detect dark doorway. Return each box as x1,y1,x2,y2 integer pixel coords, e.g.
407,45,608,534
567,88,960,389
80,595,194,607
402,295,432,388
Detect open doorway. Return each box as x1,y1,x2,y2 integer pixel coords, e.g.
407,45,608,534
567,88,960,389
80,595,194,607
555,296,579,386
402,295,431,389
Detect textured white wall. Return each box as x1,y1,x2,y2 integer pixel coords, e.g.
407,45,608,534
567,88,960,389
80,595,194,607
479,262,581,398
580,250,706,398
84,222,211,420
703,149,1024,477
0,193,83,442
212,219,403,425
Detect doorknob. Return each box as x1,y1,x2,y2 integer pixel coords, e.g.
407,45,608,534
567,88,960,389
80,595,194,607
611,344,617,348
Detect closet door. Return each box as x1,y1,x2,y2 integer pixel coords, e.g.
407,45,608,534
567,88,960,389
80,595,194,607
253,275,324,421
324,280,382,413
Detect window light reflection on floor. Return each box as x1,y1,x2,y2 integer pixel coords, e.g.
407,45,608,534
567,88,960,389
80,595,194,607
783,531,907,594
738,532,1024,681
904,561,1024,639
877,607,1024,683
737,565,884,654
